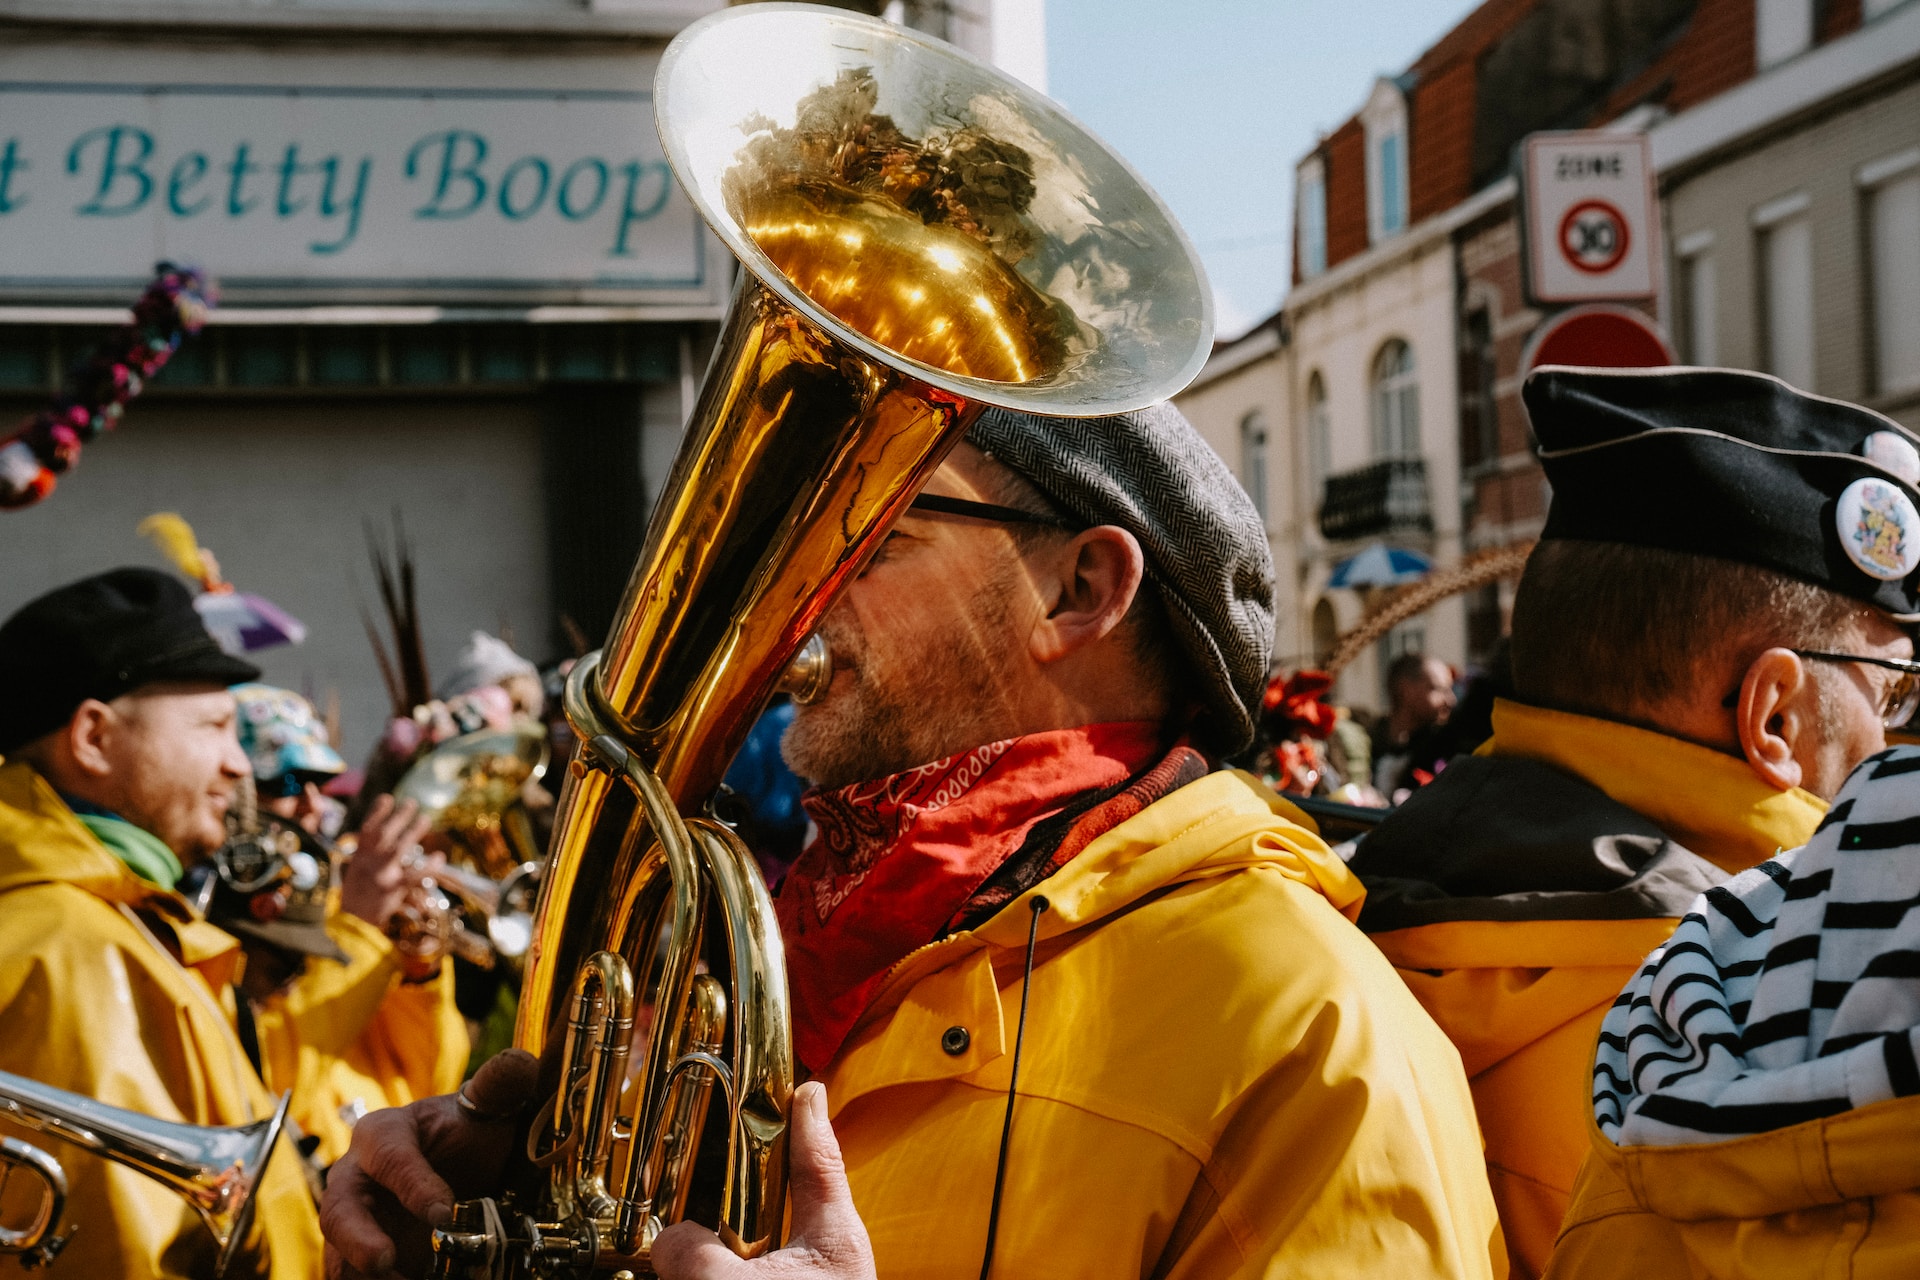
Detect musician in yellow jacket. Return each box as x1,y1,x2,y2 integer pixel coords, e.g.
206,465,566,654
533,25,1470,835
0,569,322,1279
322,405,1505,1280
216,684,469,1168
1347,367,1920,1277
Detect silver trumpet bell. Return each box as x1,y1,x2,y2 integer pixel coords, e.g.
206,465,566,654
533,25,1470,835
0,1067,289,1278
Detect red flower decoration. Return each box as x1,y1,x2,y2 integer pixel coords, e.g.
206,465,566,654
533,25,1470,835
1261,669,1339,741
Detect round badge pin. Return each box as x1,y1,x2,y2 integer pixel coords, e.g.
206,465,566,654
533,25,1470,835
1836,476,1920,581
1863,430,1920,486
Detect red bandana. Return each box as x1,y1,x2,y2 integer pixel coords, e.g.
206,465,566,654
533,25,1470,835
776,721,1166,1073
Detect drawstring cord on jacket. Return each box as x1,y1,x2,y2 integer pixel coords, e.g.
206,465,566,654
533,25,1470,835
978,895,1048,1280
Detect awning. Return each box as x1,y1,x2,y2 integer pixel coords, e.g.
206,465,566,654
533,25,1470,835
1327,542,1431,589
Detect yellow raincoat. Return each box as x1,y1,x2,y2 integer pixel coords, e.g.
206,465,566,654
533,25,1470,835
1351,701,1826,1277
1545,1101,1920,1279
821,769,1505,1279
251,911,469,1167
0,760,323,1279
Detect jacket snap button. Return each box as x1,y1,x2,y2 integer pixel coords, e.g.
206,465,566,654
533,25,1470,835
940,1025,970,1056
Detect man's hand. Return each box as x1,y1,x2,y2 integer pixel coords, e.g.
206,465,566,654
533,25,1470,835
650,1082,876,1280
321,1048,540,1279
340,795,435,928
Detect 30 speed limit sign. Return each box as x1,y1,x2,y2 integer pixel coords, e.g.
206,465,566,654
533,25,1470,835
1523,133,1659,303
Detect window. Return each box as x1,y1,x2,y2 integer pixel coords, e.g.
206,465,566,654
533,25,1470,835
1756,0,1814,68
227,329,296,387
1457,308,1496,469
1377,132,1406,236
1864,154,1920,396
1361,79,1409,245
1305,372,1332,486
1239,411,1270,524
1312,598,1338,668
1755,193,1814,390
0,327,49,389
1676,230,1719,365
1297,157,1327,279
1371,339,1420,458
309,328,378,385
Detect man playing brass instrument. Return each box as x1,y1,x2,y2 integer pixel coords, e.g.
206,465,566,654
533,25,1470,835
323,405,1503,1278
0,568,323,1278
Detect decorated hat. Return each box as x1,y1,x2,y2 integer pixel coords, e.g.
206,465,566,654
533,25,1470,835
190,816,348,963
1524,366,1920,621
232,683,346,795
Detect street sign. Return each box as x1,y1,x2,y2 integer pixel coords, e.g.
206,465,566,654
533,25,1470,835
0,46,728,309
1522,304,1675,372
1522,132,1660,304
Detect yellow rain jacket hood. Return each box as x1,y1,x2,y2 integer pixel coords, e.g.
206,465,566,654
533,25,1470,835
0,760,323,1279
821,768,1505,1279
251,910,470,1168
1546,743,1920,1280
1348,701,1825,1277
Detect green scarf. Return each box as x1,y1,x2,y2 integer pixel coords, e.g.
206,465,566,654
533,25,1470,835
76,813,184,890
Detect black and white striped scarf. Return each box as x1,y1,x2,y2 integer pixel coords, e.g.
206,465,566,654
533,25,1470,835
1594,745,1920,1145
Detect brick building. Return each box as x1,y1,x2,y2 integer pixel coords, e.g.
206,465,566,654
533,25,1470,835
1183,0,1915,711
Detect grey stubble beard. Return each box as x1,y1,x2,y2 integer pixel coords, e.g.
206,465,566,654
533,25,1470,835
782,563,1022,790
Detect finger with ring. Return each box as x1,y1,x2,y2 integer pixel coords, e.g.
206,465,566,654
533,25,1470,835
456,1084,518,1124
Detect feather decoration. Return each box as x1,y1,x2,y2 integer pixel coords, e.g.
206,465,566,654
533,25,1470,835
137,512,212,588
364,512,433,714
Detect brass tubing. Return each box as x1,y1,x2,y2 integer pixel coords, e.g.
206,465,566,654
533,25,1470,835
576,952,637,1212
688,821,792,1256
0,1137,65,1261
609,759,709,1257
646,974,729,1231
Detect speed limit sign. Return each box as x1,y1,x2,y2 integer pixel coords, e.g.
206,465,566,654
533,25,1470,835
1524,132,1658,303
1559,200,1630,274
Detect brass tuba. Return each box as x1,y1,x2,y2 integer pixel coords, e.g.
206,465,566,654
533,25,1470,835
0,1068,288,1276
431,4,1209,1275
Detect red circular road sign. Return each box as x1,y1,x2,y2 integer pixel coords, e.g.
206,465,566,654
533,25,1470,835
1558,199,1631,275
1524,305,1676,371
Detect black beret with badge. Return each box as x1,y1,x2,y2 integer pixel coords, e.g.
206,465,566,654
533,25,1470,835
1523,366,1920,620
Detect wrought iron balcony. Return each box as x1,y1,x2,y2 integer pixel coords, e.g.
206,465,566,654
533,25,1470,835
1318,457,1432,543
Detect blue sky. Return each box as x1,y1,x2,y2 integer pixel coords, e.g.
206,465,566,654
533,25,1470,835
1048,0,1482,339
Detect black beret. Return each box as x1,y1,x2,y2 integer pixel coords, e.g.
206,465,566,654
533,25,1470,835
1524,366,1920,620
967,403,1276,753
0,567,260,754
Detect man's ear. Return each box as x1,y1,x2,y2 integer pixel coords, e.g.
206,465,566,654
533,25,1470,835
63,699,119,780
1029,526,1145,664
1734,648,1813,791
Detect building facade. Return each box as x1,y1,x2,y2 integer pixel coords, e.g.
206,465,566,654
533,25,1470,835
1186,0,1913,712
1657,0,1920,431
0,0,1044,758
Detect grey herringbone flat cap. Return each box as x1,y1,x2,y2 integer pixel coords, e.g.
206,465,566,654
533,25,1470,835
968,403,1275,753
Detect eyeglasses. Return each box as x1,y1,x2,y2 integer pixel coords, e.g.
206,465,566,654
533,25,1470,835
907,494,1080,531
1726,650,1920,728
1794,651,1920,729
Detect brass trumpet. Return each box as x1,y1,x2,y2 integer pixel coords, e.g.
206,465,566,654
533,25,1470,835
388,860,543,973
0,1068,287,1277
386,723,550,969
431,5,1208,1276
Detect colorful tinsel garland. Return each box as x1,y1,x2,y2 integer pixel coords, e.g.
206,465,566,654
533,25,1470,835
0,262,216,510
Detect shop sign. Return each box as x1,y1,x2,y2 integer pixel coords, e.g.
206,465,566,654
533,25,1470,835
0,80,719,305
1522,131,1660,304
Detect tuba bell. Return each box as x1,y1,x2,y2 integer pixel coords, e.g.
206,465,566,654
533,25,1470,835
431,4,1209,1276
0,1068,288,1277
